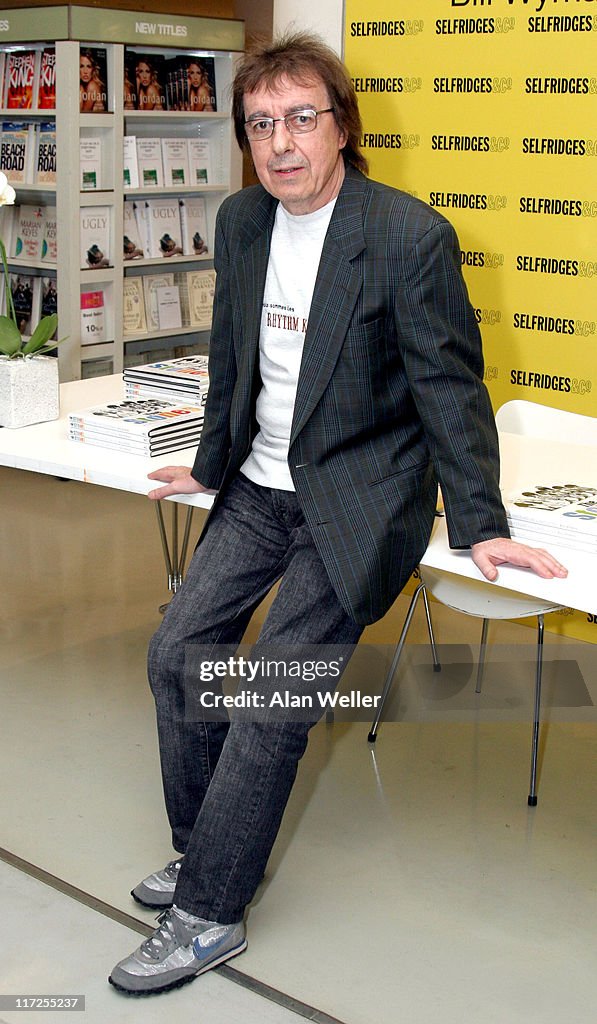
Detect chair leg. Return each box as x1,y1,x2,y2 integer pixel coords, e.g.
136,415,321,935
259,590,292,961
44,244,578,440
528,614,545,807
475,618,489,693
421,585,441,672
368,582,426,743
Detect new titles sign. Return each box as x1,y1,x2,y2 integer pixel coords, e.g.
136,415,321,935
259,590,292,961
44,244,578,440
345,0,597,641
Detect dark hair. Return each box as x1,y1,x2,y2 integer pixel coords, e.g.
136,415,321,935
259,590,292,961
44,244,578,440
232,30,368,175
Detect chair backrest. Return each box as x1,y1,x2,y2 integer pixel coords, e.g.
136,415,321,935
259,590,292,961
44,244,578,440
495,400,597,446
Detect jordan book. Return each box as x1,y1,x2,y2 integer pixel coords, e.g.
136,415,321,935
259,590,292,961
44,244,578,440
40,276,58,339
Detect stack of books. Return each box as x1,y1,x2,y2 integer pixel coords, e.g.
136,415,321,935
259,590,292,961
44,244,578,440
123,355,210,407
505,482,597,553
68,398,204,456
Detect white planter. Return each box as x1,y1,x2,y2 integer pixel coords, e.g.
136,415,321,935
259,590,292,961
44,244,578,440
0,354,60,429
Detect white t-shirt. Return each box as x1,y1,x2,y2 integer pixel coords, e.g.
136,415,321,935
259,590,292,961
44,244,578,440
241,197,336,490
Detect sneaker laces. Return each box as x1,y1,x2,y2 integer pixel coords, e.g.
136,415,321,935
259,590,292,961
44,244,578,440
139,910,193,961
162,859,182,881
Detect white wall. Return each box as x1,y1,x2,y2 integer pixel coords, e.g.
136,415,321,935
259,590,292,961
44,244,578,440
273,0,344,55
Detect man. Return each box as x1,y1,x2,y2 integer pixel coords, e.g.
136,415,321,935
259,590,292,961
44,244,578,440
109,32,566,996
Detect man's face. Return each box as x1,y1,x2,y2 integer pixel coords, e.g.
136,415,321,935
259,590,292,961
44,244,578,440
243,75,347,216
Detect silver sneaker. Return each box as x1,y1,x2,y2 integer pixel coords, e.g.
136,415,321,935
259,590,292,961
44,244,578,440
131,858,183,909
109,907,247,995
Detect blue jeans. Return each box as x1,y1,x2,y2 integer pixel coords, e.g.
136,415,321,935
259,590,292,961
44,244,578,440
147,473,363,923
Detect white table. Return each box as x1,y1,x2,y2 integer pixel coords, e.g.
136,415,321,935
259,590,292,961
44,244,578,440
0,375,213,593
422,432,596,615
1,375,594,614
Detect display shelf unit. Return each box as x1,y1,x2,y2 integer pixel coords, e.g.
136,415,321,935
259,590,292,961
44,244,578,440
0,5,244,381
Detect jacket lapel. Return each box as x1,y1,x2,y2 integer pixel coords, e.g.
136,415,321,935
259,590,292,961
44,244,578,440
234,190,277,385
290,168,367,444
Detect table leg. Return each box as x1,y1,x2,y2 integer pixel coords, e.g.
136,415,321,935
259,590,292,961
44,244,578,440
154,501,195,605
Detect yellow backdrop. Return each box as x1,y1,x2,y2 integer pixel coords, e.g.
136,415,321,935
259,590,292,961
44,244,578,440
344,0,596,641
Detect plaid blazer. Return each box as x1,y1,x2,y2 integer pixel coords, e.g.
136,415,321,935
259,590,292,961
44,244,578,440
192,165,508,625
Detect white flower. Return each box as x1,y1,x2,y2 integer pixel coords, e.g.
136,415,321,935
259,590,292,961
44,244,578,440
0,172,16,206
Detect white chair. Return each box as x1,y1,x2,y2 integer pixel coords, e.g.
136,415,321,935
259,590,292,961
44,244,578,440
368,401,596,806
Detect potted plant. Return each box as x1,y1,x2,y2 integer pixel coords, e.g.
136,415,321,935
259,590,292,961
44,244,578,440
0,172,63,428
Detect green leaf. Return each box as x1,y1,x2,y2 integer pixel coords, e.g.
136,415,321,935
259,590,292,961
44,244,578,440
0,314,23,356
21,314,59,355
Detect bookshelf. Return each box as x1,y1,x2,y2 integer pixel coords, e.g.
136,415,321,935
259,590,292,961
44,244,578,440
0,5,244,380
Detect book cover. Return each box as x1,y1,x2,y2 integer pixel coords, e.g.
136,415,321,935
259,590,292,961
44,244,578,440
161,137,190,188
156,285,182,331
80,288,105,345
178,197,208,256
145,198,183,259
0,121,36,184
122,277,147,335
5,50,38,110
41,206,57,262
80,136,102,190
13,204,46,260
9,271,41,337
506,483,597,542
123,200,145,260
37,47,56,109
125,51,166,111
187,137,213,186
165,54,216,112
69,398,203,437
135,137,164,188
124,354,210,388
80,206,111,270
142,272,174,331
123,135,139,189
186,269,216,329
40,275,58,338
79,46,108,113
36,121,57,184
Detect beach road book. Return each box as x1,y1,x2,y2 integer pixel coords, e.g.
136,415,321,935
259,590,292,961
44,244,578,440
68,398,204,456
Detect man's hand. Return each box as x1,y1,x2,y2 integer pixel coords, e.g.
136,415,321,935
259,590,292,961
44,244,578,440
471,538,568,582
146,466,217,501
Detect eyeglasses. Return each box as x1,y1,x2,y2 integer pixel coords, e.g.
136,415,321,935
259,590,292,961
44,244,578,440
244,107,334,142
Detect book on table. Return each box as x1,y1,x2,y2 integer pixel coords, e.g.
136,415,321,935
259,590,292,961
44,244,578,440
68,398,204,456
123,354,210,406
505,482,597,552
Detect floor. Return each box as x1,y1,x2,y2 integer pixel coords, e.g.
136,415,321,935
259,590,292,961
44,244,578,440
1,465,595,1024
